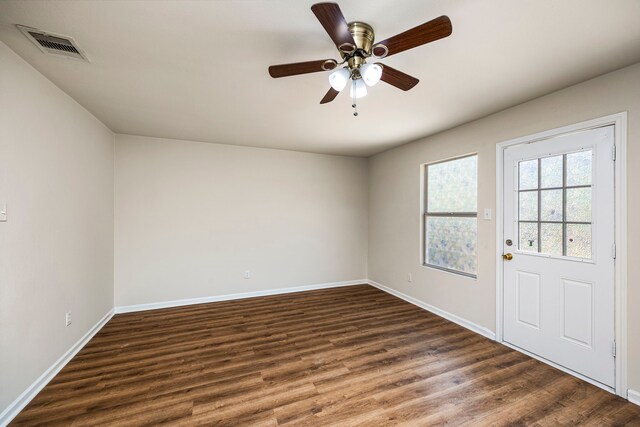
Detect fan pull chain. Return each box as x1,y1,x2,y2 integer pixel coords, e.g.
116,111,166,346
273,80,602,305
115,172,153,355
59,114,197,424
352,80,358,117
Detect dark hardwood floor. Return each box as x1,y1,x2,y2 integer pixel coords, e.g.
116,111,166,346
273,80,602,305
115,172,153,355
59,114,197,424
11,285,640,426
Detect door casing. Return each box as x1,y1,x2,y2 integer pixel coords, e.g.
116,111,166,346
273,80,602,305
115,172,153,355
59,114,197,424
495,112,628,398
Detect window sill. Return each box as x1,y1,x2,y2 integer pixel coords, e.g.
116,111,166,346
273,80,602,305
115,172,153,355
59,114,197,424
421,263,477,280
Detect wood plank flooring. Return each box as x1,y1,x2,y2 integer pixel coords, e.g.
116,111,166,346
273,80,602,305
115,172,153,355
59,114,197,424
11,285,640,426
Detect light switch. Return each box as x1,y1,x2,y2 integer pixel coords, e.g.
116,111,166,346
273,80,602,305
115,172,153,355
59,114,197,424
483,208,492,220
0,203,6,222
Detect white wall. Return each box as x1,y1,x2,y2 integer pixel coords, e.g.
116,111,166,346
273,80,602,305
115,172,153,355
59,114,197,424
114,135,368,307
368,62,640,392
0,42,114,411
2,34,639,416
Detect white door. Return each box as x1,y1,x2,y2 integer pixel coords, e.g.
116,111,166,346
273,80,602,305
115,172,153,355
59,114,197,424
502,125,615,387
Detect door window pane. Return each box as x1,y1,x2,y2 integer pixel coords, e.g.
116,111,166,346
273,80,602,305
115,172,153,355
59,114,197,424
516,150,592,260
519,160,538,190
519,222,538,252
540,189,563,222
426,217,477,275
541,223,563,256
566,224,592,258
519,191,538,221
541,155,563,188
566,151,592,186
566,187,592,222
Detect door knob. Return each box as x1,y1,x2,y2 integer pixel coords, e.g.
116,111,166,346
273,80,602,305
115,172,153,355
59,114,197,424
503,253,513,260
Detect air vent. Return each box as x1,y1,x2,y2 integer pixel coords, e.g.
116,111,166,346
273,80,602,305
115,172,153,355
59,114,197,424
17,25,89,62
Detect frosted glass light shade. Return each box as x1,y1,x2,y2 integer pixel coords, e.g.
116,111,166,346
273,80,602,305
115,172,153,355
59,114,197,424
350,78,367,99
360,63,382,86
328,68,351,91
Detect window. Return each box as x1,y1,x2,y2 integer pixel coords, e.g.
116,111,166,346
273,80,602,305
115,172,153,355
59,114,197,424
517,150,592,259
424,155,478,277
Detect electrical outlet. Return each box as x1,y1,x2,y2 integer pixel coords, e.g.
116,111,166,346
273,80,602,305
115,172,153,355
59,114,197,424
483,208,492,220
244,270,251,279
0,202,6,222
407,273,413,282
65,312,72,326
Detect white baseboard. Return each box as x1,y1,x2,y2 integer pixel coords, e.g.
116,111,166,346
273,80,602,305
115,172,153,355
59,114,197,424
367,279,496,340
0,308,114,427
114,279,367,314
629,389,640,406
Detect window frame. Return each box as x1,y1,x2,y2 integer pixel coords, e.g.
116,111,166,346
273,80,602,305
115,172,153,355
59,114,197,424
423,153,478,278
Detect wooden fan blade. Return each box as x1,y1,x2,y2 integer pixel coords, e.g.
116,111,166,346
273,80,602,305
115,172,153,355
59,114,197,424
372,15,452,58
268,59,337,78
320,87,340,104
311,3,357,53
378,63,419,91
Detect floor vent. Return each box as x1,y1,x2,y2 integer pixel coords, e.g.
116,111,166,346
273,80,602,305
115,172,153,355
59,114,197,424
17,25,89,62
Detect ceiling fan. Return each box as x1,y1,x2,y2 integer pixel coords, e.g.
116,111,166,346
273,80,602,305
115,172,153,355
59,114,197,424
268,2,452,115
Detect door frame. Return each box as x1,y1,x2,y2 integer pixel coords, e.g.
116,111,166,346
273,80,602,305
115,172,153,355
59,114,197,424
495,112,628,398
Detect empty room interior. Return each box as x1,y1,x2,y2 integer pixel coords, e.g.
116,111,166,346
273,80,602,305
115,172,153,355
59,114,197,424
2,0,640,425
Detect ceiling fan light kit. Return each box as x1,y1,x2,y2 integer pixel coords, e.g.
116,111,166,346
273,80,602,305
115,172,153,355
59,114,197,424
268,2,452,116
350,78,367,99
360,63,382,86
329,67,350,91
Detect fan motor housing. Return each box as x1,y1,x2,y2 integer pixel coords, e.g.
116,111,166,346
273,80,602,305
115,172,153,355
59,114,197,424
347,21,375,54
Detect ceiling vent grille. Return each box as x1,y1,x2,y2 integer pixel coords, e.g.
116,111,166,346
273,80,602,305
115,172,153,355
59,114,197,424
17,25,89,62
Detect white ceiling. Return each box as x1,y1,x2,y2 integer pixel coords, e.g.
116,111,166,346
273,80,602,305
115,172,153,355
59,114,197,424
1,0,639,157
